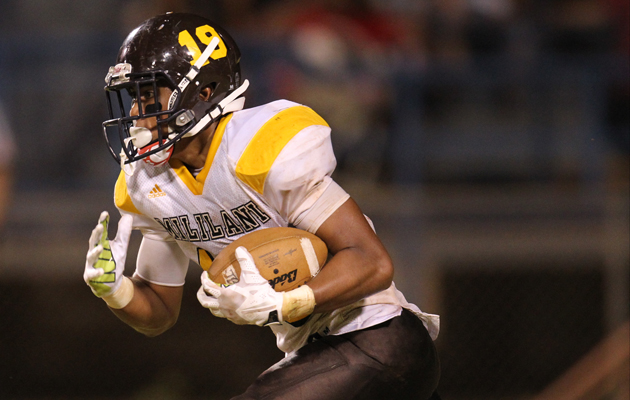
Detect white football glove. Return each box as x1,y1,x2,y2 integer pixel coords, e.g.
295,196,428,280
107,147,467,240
197,246,284,326
84,211,133,298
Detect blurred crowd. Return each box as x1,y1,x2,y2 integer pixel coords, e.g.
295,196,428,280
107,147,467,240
0,102,15,233
0,0,627,191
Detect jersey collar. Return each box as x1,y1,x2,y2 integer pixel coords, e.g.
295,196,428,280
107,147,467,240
169,113,233,195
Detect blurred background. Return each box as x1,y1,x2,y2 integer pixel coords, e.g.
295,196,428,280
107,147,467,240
0,0,628,399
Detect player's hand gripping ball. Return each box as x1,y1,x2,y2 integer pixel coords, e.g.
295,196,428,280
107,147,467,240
206,227,328,292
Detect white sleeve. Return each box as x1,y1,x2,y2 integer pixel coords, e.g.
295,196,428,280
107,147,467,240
118,208,188,286
133,236,189,287
118,208,173,241
263,125,350,232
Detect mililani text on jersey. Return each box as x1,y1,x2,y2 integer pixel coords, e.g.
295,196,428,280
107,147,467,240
154,200,271,242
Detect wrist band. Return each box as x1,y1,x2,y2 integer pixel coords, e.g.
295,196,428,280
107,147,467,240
102,276,135,309
282,285,316,323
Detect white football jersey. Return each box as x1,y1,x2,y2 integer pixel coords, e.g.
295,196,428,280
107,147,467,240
114,99,439,353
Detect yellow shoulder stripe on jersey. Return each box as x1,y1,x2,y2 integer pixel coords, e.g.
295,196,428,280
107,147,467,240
114,170,142,214
235,106,329,194
170,113,232,195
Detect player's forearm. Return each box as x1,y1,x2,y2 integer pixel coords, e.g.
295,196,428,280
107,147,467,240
109,277,182,337
309,198,395,314
308,247,394,314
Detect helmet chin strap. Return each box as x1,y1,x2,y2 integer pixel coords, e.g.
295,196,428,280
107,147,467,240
119,151,135,176
120,125,177,175
167,35,250,139
128,126,153,148
138,138,176,166
169,37,220,110
183,79,249,138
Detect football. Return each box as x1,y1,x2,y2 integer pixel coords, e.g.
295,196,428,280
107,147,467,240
206,227,328,292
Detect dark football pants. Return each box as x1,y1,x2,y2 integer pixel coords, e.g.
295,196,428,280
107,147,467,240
232,309,441,400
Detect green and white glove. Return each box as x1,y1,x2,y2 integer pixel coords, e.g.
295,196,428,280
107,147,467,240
84,211,134,308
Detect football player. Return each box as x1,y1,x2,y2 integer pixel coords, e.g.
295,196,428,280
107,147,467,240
85,12,441,400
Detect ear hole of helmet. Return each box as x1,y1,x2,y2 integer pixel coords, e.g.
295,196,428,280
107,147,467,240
199,83,216,101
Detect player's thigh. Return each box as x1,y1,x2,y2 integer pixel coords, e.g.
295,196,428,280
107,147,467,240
232,336,384,400
233,311,439,400
346,309,439,377
344,309,441,399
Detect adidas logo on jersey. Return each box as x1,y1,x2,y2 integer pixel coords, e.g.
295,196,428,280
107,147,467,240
148,184,166,199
